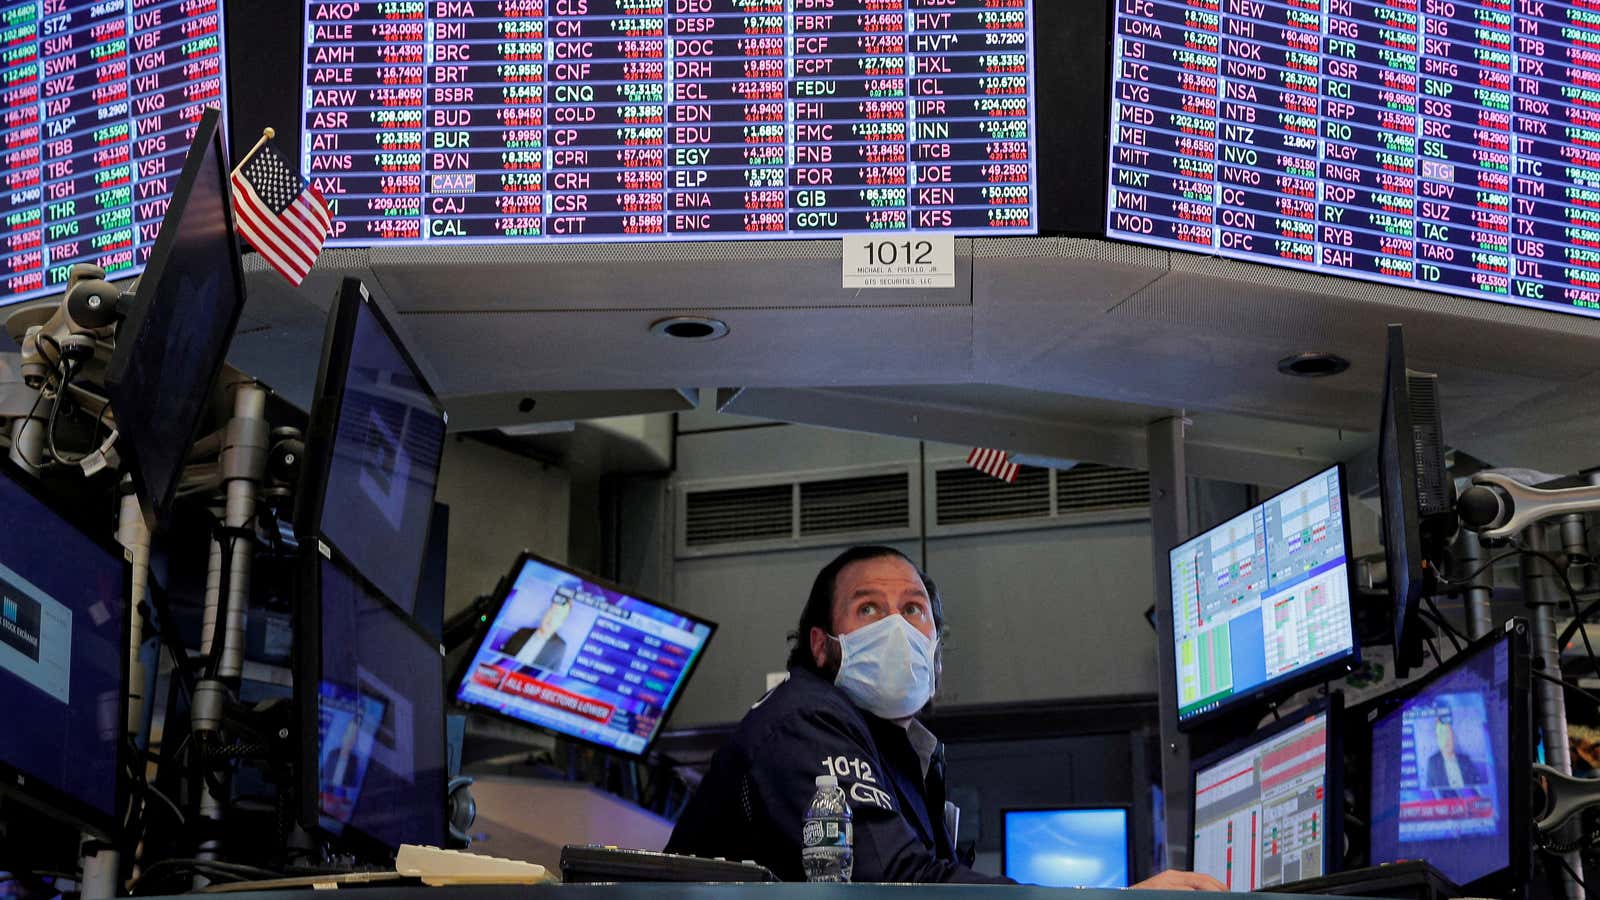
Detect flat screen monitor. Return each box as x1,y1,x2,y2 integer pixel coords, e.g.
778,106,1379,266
104,105,249,531
1105,5,1600,321
0,461,127,837
1369,619,1531,895
454,552,716,758
1001,806,1131,889
296,547,446,855
298,2,1039,241
0,1,229,308
296,277,446,616
1190,697,1342,892
1169,465,1357,727
1378,323,1450,677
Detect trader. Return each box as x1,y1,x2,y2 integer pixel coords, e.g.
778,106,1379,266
665,545,1224,890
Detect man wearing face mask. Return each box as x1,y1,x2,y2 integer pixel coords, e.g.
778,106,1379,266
665,546,1223,891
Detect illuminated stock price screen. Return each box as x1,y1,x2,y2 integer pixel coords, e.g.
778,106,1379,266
300,0,1037,243
1,0,226,305
1107,0,1600,319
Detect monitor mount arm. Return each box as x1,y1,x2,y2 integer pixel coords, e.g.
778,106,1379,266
16,264,127,388
1458,473,1600,542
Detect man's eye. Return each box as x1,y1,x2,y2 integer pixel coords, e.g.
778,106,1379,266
858,603,880,618
903,604,925,618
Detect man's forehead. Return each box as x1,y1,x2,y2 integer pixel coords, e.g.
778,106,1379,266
835,557,926,597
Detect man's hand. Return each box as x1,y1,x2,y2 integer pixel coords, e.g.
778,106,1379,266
1130,870,1228,891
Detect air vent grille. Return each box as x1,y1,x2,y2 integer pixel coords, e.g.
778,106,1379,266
683,484,793,548
1407,371,1451,516
800,473,911,536
1056,463,1150,514
935,466,1050,526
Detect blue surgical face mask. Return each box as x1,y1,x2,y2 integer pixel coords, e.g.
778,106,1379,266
830,614,938,720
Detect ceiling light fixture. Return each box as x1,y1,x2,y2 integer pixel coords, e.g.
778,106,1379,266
1277,352,1350,378
650,316,728,342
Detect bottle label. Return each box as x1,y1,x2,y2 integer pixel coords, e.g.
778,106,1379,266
803,819,851,849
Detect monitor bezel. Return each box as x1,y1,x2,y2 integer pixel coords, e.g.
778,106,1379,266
0,457,131,841
1168,463,1360,730
104,105,248,533
294,538,447,860
1366,618,1533,898
450,550,718,760
1378,323,1429,673
1186,693,1345,891
292,276,447,616
999,803,1135,888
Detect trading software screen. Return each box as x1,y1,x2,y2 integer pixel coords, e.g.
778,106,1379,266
299,0,1038,242
456,556,713,756
1106,2,1600,320
0,470,124,823
1170,466,1354,722
1003,808,1130,889
319,295,446,616
0,0,227,306
315,556,446,849
1192,711,1331,891
1370,637,1513,887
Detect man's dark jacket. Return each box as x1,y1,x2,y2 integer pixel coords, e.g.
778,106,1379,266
665,667,1012,883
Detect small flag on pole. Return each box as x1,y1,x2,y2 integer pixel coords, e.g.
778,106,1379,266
966,447,1019,484
230,131,330,286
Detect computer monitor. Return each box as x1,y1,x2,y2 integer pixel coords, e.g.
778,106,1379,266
1169,465,1358,728
105,106,249,532
0,460,128,837
1369,619,1531,896
1002,806,1132,888
295,277,446,616
1189,696,1343,892
296,547,446,856
453,552,716,758
1377,324,1453,677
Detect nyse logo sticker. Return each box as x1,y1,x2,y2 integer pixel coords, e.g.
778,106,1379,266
850,781,894,812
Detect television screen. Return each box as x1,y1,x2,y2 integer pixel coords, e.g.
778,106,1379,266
305,553,446,852
104,106,248,531
1169,465,1356,726
299,0,1038,241
1002,807,1130,889
300,279,446,616
1191,704,1339,891
454,553,715,757
1106,4,1600,320
0,0,228,307
0,463,126,835
1370,626,1529,891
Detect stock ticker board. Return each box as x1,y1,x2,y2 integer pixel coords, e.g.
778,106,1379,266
1106,0,1600,320
299,0,1038,244
1,0,227,304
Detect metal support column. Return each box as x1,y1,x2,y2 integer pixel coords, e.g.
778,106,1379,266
1452,529,1495,640
1148,415,1190,870
1525,523,1585,899
192,382,269,881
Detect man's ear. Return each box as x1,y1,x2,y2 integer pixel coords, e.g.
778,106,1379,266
810,626,829,669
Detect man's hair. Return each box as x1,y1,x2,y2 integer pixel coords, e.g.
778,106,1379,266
785,545,944,675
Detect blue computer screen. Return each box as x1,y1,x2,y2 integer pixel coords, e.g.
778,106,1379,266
318,293,446,615
1003,807,1130,889
0,469,124,825
1370,637,1512,887
1169,465,1355,722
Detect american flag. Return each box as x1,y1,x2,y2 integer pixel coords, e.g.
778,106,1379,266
230,141,330,285
966,447,1019,484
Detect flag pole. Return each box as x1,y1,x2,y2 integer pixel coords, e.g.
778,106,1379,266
231,126,276,176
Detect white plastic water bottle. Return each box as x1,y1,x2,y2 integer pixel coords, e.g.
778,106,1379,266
801,774,853,882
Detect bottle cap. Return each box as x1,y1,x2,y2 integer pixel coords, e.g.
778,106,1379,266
815,775,838,788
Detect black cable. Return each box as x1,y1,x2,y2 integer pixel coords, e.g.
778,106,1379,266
1437,549,1524,587
1548,847,1589,893
1520,544,1600,680
1421,597,1466,651
1531,669,1600,710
